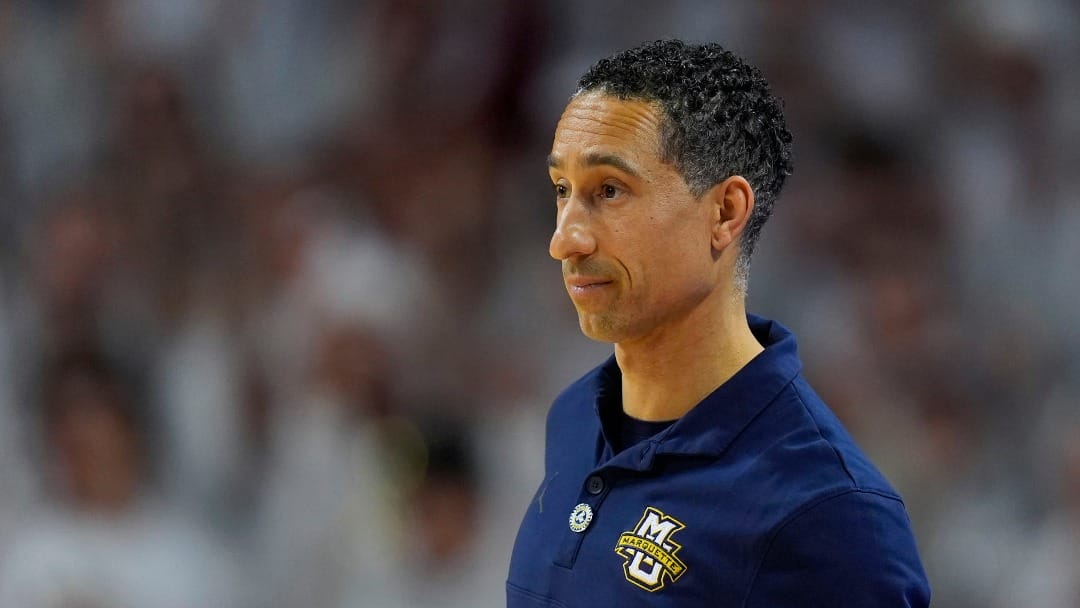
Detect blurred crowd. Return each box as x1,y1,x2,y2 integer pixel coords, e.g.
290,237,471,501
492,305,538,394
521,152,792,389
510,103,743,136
0,1,1078,607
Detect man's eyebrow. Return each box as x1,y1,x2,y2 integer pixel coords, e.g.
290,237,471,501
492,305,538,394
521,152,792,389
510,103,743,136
547,152,642,178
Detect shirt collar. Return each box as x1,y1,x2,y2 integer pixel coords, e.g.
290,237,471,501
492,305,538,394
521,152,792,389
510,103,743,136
591,314,802,468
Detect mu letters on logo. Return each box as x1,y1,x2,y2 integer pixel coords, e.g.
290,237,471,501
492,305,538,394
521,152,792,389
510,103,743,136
614,507,688,592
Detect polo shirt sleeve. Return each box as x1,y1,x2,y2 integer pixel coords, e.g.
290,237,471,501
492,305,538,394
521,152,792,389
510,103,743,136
744,489,931,608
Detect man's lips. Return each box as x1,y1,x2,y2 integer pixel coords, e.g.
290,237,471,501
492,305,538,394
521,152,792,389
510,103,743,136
565,276,613,289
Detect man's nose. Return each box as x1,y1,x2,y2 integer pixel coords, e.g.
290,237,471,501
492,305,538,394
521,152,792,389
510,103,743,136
549,197,597,261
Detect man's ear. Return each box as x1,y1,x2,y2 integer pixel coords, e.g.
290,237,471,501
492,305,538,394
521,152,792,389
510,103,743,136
707,176,755,252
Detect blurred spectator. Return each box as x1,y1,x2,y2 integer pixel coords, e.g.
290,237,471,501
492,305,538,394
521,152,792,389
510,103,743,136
0,351,241,608
1007,423,1080,607
253,324,408,608
393,420,505,608
107,66,227,327
7,189,159,411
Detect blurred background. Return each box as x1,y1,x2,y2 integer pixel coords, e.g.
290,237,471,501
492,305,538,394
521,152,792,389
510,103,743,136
0,0,1078,606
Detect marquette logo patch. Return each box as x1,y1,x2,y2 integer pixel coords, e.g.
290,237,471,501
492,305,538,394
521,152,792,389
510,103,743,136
614,507,688,592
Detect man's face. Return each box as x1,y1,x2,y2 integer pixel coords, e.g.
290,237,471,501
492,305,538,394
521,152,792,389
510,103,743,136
548,92,718,343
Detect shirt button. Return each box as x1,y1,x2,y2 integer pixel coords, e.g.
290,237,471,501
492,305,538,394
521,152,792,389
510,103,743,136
586,475,605,495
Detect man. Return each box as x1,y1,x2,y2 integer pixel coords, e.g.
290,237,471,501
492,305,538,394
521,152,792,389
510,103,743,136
507,40,930,607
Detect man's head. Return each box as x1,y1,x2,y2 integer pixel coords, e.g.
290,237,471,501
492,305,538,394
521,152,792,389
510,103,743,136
548,40,792,343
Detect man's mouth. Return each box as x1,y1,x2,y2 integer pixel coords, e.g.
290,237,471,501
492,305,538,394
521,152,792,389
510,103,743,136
565,276,613,289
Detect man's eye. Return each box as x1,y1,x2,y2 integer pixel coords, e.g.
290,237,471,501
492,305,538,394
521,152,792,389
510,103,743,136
554,184,569,198
601,184,619,199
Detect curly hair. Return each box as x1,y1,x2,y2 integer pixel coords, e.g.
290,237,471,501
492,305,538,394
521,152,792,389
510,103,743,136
577,40,794,285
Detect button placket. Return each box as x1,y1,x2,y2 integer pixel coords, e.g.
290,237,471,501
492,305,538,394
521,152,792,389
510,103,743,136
554,471,614,568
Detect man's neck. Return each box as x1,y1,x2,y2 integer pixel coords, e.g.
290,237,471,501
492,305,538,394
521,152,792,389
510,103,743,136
615,296,763,421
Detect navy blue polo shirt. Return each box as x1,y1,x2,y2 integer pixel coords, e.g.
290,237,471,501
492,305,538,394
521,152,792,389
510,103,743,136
507,315,930,607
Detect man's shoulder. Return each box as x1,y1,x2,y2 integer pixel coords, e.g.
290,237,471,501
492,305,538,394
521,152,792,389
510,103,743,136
734,375,902,506
743,486,931,607
790,376,901,496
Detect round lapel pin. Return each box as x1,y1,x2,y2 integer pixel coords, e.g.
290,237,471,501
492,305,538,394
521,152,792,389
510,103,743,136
569,503,594,532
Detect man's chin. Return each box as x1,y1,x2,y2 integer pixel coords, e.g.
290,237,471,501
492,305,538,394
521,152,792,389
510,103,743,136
576,311,623,343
